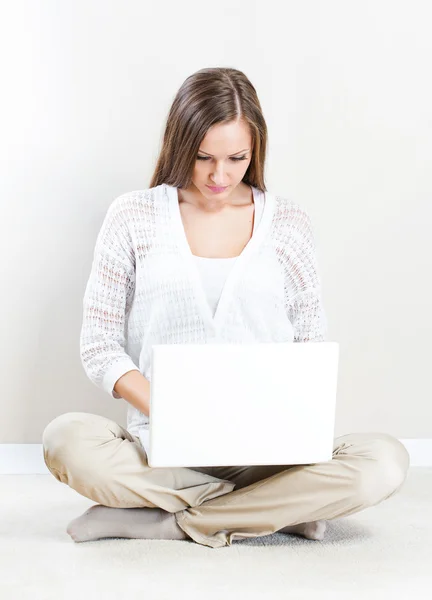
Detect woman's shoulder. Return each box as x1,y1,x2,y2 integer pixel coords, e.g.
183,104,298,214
272,193,314,235
96,186,166,246
102,185,170,230
108,185,163,213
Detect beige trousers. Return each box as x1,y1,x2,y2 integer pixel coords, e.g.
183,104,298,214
42,412,410,549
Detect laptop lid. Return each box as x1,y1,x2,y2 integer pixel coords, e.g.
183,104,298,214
147,342,339,468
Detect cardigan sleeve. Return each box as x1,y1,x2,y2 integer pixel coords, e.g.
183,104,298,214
288,287,328,342
285,206,328,342
79,198,140,399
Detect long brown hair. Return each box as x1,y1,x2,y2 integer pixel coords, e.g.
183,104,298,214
149,67,268,192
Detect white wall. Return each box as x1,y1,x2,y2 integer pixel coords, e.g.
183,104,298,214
0,0,430,442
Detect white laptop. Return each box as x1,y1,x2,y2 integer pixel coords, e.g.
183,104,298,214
146,342,339,468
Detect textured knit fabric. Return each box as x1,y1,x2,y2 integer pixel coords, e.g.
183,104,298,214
80,183,328,444
193,186,265,317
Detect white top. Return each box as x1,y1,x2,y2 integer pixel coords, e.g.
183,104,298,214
193,186,265,318
80,183,327,454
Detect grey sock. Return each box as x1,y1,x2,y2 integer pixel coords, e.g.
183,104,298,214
279,520,327,540
66,505,190,543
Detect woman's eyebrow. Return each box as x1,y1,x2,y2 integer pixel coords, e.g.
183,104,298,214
198,148,250,156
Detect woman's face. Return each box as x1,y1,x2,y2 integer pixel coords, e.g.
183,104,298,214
190,120,253,202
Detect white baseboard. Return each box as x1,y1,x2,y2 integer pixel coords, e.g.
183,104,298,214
0,440,431,474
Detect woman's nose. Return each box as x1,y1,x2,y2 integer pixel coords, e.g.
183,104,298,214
211,164,227,184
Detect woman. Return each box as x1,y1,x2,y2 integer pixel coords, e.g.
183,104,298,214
42,67,410,549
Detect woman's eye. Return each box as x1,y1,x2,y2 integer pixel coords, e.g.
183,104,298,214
196,156,247,161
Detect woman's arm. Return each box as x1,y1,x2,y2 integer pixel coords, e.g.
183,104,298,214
80,195,141,398
284,205,328,342
114,370,151,418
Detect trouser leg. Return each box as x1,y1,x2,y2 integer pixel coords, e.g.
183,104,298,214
173,432,410,548
42,412,236,513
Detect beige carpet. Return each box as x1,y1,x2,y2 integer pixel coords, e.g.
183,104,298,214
0,468,430,599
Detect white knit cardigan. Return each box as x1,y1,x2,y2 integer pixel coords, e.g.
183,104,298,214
80,183,328,437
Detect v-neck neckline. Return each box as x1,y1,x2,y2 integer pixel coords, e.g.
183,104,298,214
164,183,275,332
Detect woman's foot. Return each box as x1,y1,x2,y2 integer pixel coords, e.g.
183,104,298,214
66,505,190,543
279,519,327,540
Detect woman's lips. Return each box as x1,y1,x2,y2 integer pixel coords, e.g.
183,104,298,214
206,185,228,193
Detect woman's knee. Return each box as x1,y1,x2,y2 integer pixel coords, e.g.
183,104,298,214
354,434,410,505
42,412,106,471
